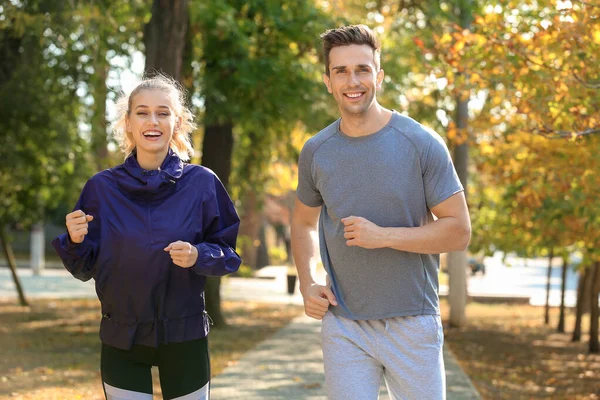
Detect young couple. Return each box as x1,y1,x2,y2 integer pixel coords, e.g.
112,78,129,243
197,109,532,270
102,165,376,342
55,24,469,400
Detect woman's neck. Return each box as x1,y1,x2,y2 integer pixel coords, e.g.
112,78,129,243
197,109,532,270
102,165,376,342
136,148,168,171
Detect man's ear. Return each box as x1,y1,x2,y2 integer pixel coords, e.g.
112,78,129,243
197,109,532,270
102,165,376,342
323,73,333,94
376,69,384,90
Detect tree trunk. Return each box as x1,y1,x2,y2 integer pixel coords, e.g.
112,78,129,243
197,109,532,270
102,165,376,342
573,267,591,342
448,251,468,327
545,249,554,325
1,227,29,306
447,0,472,328
143,0,189,80
255,221,270,268
0,28,22,85
557,255,568,332
238,191,260,269
30,222,45,276
447,91,469,328
91,51,109,170
589,261,600,353
200,96,235,327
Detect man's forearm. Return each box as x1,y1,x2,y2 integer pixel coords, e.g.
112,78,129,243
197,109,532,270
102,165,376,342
291,223,320,292
379,216,470,254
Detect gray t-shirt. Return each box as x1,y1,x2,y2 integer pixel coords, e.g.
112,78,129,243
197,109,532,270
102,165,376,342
297,111,463,320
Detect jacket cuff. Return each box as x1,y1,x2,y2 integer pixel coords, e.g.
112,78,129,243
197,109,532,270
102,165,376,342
192,243,222,267
53,233,94,259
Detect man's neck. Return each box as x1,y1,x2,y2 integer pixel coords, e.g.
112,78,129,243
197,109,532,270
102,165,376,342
339,103,393,137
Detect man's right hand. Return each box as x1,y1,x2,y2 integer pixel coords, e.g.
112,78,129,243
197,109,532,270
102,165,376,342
66,210,94,244
301,283,338,320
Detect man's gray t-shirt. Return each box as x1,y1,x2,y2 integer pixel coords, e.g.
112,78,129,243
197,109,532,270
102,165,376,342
297,111,463,320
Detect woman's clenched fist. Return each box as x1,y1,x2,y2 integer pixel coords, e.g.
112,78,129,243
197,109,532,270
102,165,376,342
164,241,198,268
66,210,94,244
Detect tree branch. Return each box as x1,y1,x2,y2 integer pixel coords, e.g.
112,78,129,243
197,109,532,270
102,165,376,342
573,73,600,89
576,0,600,8
536,126,600,139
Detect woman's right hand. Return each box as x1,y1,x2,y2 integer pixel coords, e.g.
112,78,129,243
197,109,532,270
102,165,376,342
66,210,94,244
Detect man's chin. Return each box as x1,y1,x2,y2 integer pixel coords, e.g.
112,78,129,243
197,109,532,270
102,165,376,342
341,104,369,116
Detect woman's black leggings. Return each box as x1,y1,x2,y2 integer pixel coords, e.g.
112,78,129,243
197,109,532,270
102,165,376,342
101,338,210,400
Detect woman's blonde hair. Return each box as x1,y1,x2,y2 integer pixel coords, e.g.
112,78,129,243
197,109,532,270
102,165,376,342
113,74,196,161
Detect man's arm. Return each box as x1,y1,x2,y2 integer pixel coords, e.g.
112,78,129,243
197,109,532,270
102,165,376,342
342,192,471,254
291,198,337,319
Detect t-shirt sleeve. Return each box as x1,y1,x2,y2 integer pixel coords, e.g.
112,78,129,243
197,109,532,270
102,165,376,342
422,134,464,209
296,141,323,207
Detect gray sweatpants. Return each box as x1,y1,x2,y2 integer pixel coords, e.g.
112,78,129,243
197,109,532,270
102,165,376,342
321,312,445,400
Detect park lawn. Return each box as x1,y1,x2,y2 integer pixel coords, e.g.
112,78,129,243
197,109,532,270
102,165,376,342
441,300,600,399
0,298,302,400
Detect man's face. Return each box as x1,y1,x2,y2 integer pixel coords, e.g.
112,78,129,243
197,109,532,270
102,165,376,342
323,44,384,116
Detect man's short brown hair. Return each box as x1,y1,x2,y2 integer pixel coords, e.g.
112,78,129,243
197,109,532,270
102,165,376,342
320,24,381,76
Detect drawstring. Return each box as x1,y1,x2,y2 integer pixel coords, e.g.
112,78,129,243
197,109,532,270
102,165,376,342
204,311,214,326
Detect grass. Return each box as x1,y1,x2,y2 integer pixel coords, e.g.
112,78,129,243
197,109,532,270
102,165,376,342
440,300,600,399
3,296,599,399
0,298,302,399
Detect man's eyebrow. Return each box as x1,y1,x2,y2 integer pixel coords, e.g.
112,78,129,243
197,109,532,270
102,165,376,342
331,64,372,71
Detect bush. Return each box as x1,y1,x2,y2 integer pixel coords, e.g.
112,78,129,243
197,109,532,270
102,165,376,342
232,264,254,278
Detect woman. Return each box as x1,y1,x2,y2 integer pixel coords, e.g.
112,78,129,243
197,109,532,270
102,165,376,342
53,75,241,400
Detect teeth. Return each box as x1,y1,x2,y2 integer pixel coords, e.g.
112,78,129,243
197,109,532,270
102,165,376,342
143,131,162,137
346,93,363,98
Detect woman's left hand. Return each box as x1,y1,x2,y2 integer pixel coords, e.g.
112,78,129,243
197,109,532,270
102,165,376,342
164,241,198,268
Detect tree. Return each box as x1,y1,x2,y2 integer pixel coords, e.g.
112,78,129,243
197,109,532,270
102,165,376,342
144,0,189,80
557,255,569,333
190,0,333,326
430,0,599,333
0,1,95,304
590,261,600,353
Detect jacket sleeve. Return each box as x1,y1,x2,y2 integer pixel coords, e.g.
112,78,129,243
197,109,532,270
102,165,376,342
190,174,241,277
51,180,100,282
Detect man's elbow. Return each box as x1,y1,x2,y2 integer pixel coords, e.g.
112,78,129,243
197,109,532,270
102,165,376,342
455,223,471,251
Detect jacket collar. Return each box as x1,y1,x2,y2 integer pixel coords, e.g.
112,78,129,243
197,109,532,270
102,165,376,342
116,148,184,197
123,148,183,180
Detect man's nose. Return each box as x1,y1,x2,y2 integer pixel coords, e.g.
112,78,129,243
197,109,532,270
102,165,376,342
347,71,360,86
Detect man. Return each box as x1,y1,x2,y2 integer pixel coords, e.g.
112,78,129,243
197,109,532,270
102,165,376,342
291,25,471,400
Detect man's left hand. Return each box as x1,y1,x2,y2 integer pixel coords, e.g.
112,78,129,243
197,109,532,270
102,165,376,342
341,216,384,249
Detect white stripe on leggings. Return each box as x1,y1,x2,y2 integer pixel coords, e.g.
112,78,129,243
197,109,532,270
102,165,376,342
104,382,153,400
171,381,209,400
104,381,209,400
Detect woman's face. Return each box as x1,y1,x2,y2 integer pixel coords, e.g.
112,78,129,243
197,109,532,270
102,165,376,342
126,89,180,160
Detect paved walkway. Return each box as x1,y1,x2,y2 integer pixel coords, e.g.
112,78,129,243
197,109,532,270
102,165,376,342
0,265,481,399
211,313,480,399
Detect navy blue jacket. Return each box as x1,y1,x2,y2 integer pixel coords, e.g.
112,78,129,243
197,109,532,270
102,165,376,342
52,150,241,350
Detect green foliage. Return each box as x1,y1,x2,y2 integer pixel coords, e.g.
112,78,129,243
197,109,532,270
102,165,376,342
0,1,94,228
231,264,255,278
191,0,336,201
268,245,288,265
